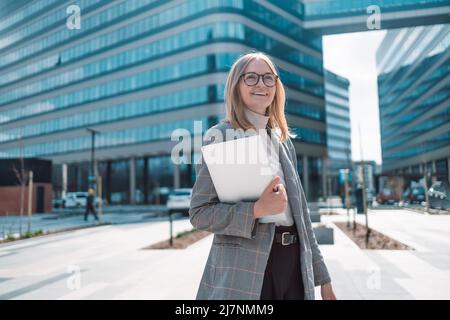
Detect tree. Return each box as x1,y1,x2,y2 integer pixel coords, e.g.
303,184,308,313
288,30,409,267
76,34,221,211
11,160,26,236
10,130,27,236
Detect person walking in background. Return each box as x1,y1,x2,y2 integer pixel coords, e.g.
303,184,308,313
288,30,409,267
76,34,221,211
85,188,99,222
189,51,336,300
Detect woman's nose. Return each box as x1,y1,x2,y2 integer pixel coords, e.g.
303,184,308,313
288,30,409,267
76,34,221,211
256,77,266,87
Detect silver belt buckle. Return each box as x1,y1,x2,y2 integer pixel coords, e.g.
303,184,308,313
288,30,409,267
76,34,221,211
281,232,290,246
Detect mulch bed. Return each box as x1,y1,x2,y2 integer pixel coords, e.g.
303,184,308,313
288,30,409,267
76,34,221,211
144,229,211,250
334,222,414,250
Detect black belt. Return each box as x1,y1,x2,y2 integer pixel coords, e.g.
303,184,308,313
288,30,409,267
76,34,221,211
274,231,298,246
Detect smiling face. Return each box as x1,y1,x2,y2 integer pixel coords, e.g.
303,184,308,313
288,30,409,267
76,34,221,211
239,58,277,115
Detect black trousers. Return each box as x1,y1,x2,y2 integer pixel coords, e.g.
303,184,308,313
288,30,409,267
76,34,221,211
84,205,99,221
260,224,304,300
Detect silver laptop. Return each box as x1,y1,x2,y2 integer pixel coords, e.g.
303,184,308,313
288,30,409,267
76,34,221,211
201,134,288,223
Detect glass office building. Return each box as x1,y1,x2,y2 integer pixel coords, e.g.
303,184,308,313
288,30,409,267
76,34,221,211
1,0,448,206
377,23,450,184
0,0,329,204
302,0,449,34
324,70,351,196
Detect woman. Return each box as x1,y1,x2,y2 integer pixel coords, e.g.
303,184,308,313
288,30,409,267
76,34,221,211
189,51,336,300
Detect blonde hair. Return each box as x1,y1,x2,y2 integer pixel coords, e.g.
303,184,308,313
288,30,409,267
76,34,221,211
224,51,294,143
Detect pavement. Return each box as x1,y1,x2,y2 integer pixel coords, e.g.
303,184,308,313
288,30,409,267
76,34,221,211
0,205,170,240
317,209,450,299
0,217,199,299
0,208,449,299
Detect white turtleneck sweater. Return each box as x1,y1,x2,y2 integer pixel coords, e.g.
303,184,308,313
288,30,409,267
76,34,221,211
243,107,294,227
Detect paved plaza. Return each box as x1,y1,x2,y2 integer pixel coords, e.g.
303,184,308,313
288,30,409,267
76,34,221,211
0,209,449,299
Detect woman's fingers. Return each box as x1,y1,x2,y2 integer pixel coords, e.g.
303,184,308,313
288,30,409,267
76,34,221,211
273,183,282,193
275,183,285,194
267,176,281,193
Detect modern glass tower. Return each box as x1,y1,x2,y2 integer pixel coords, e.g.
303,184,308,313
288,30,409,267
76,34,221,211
0,0,328,204
0,0,448,206
324,70,351,196
377,23,450,184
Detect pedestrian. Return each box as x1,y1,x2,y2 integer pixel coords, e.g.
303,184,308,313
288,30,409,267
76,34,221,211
85,188,99,222
189,51,336,300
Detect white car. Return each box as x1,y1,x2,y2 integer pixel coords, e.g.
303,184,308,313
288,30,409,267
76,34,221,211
166,188,192,216
64,192,99,208
63,192,88,208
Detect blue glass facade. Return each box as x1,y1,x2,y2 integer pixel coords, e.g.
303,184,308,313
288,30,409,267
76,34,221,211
303,0,450,35
324,70,351,196
1,0,447,205
304,0,449,18
0,0,328,203
377,23,450,183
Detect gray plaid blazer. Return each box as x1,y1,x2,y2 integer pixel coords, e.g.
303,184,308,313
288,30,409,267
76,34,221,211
189,120,331,300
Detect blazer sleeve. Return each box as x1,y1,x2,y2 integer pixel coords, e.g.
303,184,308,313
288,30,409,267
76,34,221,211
188,133,258,240
286,138,332,286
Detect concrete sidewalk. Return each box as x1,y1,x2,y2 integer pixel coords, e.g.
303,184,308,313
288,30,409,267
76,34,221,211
0,209,449,299
112,208,450,300
317,210,450,299
0,218,198,299
0,205,171,241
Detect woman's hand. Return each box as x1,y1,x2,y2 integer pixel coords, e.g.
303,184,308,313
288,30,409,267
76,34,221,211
321,282,337,300
253,176,287,219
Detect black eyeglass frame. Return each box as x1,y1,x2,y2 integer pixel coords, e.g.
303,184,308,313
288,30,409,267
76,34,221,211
240,72,279,87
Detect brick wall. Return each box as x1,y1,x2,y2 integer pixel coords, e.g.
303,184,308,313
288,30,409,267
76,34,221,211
0,184,52,215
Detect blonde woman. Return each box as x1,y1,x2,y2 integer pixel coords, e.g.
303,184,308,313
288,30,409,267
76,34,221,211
189,51,336,300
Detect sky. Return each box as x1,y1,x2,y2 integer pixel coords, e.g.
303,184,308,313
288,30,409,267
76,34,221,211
322,30,387,165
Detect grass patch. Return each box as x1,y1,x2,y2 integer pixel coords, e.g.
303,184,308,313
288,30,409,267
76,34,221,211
0,223,110,244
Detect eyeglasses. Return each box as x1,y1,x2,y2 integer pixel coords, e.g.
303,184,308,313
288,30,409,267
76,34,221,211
240,72,278,87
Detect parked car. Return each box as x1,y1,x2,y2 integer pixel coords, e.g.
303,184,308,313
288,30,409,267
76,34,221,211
150,187,171,205
403,185,426,204
166,188,193,216
376,188,400,205
64,192,87,208
64,192,99,208
428,181,450,210
52,198,65,209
